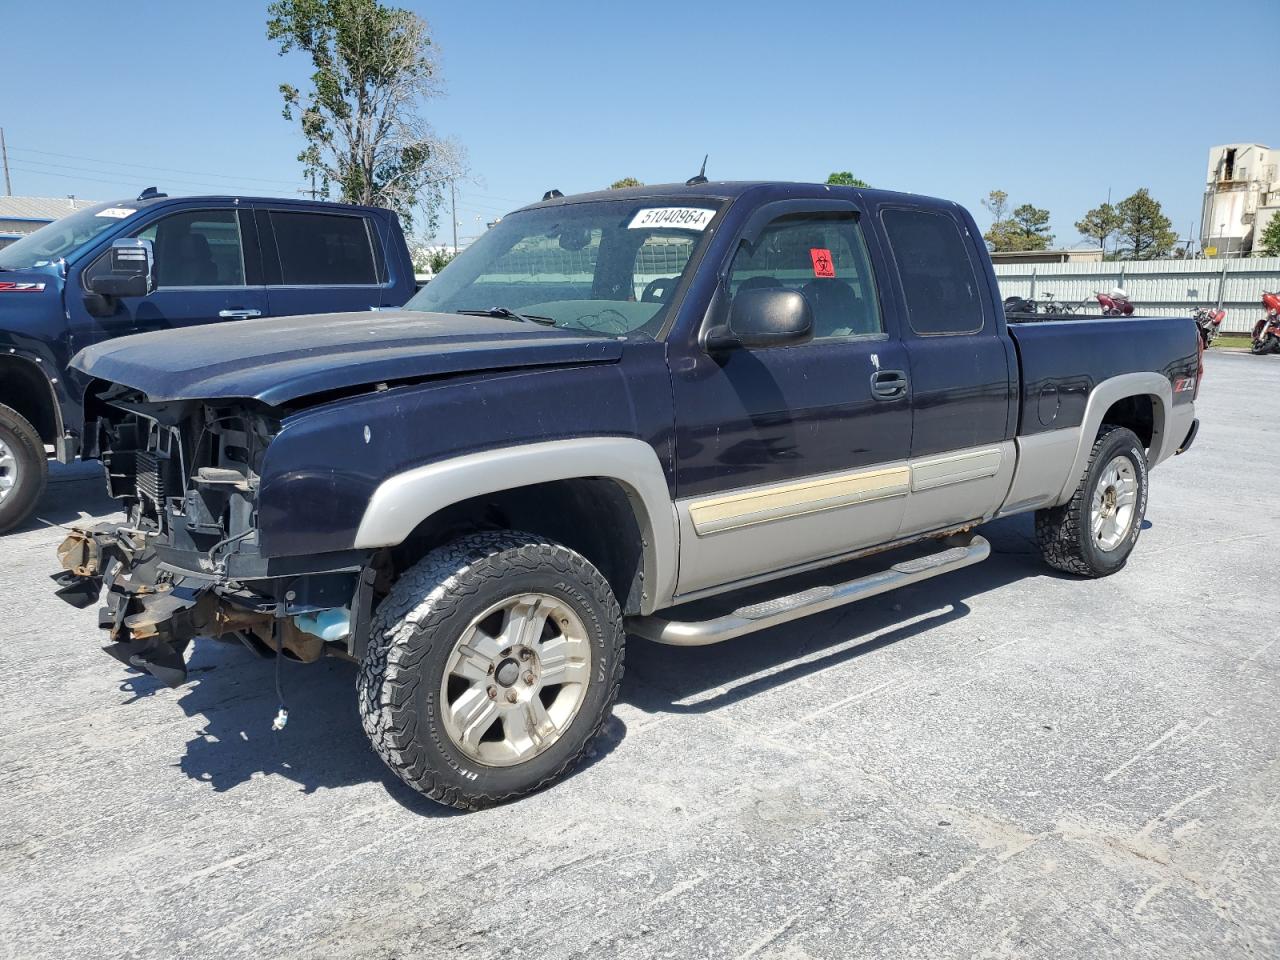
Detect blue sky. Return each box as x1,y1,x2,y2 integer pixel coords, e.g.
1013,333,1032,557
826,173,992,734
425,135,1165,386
4,0,1277,245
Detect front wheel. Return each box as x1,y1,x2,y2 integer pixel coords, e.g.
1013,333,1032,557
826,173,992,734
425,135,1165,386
358,531,625,810
1035,425,1149,577
0,403,48,534
1252,335,1278,355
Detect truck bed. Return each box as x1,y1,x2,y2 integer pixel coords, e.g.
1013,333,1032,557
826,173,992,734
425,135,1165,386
1007,315,1200,439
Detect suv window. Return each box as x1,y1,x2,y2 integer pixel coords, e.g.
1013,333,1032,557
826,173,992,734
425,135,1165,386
882,208,984,335
271,211,377,285
84,209,246,289
729,212,882,339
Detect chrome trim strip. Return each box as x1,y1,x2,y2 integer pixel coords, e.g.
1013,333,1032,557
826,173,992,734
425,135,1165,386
686,443,1007,539
688,464,910,536
910,447,1004,492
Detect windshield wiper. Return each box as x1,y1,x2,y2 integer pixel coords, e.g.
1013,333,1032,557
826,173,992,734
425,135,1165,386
456,307,556,326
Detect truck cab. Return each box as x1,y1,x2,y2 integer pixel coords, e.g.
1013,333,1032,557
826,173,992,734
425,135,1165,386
0,189,415,532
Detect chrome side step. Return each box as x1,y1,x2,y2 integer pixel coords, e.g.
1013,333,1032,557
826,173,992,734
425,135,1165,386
627,535,990,647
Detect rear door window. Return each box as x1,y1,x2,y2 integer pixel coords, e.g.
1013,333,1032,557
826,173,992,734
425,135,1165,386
881,208,984,335
270,211,378,285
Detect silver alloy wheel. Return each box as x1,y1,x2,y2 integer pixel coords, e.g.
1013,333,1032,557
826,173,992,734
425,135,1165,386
0,438,17,502
440,592,593,767
1091,455,1138,552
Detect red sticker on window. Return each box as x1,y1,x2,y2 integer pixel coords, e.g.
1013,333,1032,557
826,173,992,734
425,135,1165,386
810,248,835,278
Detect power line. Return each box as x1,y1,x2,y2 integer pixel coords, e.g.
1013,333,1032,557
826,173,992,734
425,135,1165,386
8,157,295,193
5,163,299,196
10,146,301,186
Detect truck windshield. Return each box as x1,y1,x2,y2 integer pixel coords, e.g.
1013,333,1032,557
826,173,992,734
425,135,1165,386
405,199,723,336
0,203,135,271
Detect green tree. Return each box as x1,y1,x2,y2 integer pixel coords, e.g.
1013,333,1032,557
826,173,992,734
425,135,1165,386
267,0,463,231
427,247,456,274
1011,203,1053,250
1258,214,1280,256
826,171,870,187
1075,202,1123,255
411,244,456,275
1116,188,1176,259
982,190,1053,251
609,177,643,189
982,190,1017,251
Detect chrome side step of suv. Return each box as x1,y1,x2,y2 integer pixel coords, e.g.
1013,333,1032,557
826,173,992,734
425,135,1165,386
627,535,991,647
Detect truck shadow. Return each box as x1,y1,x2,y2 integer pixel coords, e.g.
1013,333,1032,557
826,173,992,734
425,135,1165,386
119,514,1052,813
621,513,1054,715
120,641,626,816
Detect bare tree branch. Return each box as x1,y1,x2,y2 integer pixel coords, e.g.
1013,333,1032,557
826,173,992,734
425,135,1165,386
267,0,466,231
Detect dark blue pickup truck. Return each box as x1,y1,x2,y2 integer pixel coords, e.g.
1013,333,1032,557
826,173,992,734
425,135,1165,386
51,181,1201,809
0,189,415,531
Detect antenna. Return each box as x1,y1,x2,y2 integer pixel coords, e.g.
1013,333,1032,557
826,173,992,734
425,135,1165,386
686,155,708,186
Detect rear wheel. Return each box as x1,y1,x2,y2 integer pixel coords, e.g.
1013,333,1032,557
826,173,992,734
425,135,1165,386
0,403,48,534
357,531,624,809
1035,425,1148,577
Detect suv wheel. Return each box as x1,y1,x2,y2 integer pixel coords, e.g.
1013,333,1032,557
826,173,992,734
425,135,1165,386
0,403,48,534
358,531,624,809
1035,424,1149,577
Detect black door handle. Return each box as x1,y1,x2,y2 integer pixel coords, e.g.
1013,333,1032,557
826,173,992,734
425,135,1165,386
871,369,909,400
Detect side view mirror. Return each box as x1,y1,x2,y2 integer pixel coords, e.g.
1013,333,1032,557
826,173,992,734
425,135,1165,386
705,287,814,352
88,238,154,299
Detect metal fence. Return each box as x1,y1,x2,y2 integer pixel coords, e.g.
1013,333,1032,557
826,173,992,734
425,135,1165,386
992,258,1280,333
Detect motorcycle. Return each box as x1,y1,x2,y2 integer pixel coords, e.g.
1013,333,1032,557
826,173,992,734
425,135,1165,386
1192,307,1226,348
1252,291,1280,355
1096,288,1134,317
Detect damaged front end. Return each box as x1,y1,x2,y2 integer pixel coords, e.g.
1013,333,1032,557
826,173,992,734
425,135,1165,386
53,385,379,687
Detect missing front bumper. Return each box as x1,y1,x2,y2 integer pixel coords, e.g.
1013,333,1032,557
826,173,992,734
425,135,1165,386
53,524,368,689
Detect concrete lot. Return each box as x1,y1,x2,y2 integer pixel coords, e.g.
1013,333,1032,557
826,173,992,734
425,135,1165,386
0,350,1276,960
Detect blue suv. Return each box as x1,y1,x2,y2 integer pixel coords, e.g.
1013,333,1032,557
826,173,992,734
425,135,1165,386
0,189,416,531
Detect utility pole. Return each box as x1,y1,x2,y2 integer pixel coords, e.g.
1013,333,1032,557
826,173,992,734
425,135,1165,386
0,128,11,196
450,179,458,253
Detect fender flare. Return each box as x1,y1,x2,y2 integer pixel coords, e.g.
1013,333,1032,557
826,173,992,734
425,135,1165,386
353,437,678,614
1051,372,1171,506
0,348,65,444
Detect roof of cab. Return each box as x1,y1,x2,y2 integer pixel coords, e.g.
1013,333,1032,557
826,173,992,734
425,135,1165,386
96,194,393,215
513,180,956,214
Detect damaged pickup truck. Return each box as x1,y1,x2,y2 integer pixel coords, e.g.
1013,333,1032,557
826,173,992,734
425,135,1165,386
52,181,1202,809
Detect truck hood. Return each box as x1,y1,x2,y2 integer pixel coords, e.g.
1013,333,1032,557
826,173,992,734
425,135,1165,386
72,309,624,406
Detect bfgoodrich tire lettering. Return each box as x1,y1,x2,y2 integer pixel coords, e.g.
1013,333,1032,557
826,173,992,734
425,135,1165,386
0,402,48,534
1034,424,1149,578
357,531,625,810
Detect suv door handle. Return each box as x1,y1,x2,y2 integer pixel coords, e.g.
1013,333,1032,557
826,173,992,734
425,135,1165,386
871,369,909,400
218,309,262,320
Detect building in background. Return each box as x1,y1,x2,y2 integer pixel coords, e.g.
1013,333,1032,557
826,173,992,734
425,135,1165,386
989,248,1104,265
1200,144,1277,257
0,196,99,250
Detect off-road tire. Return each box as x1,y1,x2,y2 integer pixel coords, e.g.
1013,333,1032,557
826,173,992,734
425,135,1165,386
357,531,625,810
0,403,48,534
1035,424,1148,578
